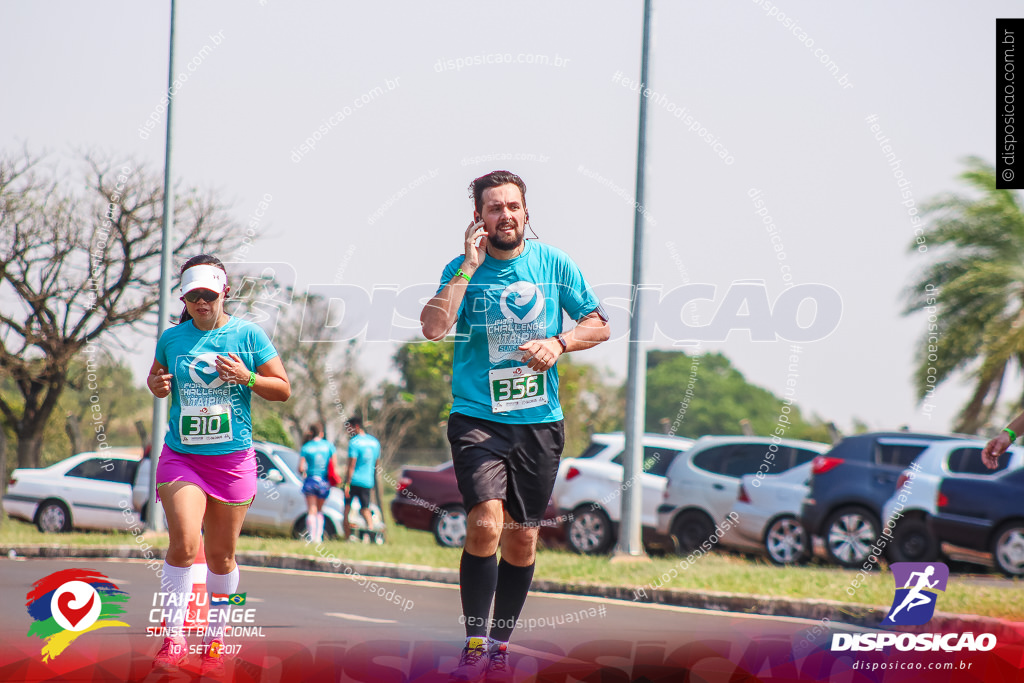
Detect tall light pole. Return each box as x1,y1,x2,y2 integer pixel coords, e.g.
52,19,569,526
615,0,653,559
146,0,178,532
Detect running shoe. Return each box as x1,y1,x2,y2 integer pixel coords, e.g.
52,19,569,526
486,642,512,682
199,639,227,678
152,635,188,671
449,637,490,682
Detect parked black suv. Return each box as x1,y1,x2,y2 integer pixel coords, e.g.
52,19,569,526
800,432,956,568
931,468,1024,577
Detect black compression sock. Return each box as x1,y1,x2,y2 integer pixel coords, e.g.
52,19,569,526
489,558,535,643
460,551,498,638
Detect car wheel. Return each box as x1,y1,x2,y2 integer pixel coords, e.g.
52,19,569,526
888,516,938,563
764,515,809,565
992,521,1024,577
567,506,614,555
432,505,467,548
824,507,880,568
140,503,168,530
36,501,71,533
671,510,714,554
323,518,338,540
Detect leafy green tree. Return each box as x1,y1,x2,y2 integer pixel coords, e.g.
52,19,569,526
63,352,150,456
252,413,293,448
645,350,830,442
904,157,1024,434
557,356,624,458
392,340,454,449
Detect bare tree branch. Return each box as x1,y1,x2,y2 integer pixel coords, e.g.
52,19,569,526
0,149,245,467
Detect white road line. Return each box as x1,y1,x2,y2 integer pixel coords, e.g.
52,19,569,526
325,612,396,624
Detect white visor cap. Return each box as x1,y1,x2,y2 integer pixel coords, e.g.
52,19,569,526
180,264,227,296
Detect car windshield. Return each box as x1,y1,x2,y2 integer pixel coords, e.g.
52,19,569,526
264,444,302,477
574,442,607,459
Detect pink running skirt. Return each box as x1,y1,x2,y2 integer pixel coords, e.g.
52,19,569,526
155,444,257,505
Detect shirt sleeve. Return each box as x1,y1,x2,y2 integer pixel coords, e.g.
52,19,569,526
155,329,170,368
433,256,468,321
249,323,279,368
557,253,601,321
435,259,461,296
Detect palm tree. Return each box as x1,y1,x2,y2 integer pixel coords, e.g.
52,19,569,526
904,157,1024,434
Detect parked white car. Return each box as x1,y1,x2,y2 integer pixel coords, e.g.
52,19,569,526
551,432,694,554
733,461,816,565
657,436,829,555
133,441,347,539
880,439,1024,563
3,449,142,532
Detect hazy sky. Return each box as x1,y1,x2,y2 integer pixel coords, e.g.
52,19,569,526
2,0,1018,435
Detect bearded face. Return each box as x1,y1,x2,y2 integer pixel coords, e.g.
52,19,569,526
479,184,527,254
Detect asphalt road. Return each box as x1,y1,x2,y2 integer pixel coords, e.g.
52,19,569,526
1,557,854,682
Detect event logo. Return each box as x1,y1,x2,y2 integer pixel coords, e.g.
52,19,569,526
499,281,544,324
188,352,225,389
25,569,129,662
885,562,948,626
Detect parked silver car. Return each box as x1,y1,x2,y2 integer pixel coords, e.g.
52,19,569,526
132,441,346,539
3,449,142,532
733,461,815,565
657,436,829,556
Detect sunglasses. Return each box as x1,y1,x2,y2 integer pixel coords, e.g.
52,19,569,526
182,289,221,303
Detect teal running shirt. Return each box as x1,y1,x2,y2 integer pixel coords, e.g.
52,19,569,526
435,240,601,424
155,316,278,455
300,438,336,479
348,433,381,488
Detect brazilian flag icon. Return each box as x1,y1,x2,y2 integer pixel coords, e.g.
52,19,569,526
228,593,247,606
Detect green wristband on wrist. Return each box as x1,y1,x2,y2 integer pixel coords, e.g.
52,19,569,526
455,268,471,282
1004,427,1018,442
247,371,256,388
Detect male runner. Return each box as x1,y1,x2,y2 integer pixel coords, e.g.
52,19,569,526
343,416,381,541
420,170,609,682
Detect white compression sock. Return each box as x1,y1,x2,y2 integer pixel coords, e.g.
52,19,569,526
316,513,325,542
205,566,240,645
160,562,193,638
306,513,317,541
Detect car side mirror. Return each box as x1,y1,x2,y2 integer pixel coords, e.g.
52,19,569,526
267,470,284,484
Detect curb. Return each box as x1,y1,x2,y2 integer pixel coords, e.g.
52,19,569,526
4,544,1021,641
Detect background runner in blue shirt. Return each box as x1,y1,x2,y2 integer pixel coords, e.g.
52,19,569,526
298,422,337,543
343,415,381,539
420,171,610,681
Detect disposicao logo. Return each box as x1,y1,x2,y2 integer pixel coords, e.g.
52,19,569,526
25,569,130,662
831,562,997,653
886,562,948,626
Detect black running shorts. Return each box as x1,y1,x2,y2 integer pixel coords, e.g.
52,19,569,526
348,485,372,509
447,412,565,525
